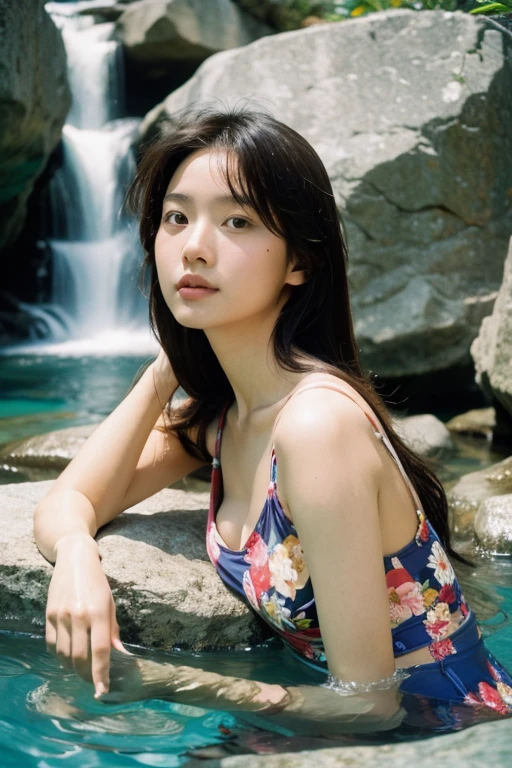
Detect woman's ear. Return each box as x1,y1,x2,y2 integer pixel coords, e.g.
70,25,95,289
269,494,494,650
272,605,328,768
285,261,309,287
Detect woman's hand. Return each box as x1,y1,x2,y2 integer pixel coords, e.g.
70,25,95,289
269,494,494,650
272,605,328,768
45,533,131,699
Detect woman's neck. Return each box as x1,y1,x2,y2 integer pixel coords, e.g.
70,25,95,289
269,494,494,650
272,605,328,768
205,319,311,423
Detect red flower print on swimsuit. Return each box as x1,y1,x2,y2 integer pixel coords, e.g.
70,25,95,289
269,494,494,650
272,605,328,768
250,562,272,600
244,532,268,567
477,682,509,715
416,513,429,544
387,559,425,628
243,532,271,601
429,638,456,661
424,603,452,640
486,661,512,708
464,692,481,707
464,682,510,716
438,584,456,605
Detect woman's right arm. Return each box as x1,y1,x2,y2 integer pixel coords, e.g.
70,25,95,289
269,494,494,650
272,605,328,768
33,350,207,561
33,349,210,697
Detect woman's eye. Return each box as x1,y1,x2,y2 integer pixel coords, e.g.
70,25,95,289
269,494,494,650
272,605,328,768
164,212,187,225
226,216,250,230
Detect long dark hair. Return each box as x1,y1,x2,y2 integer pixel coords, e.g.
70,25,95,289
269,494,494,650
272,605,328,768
128,102,468,565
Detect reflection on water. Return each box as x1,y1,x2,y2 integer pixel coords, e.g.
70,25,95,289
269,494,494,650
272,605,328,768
1,354,512,762
1,562,512,768
0,355,150,453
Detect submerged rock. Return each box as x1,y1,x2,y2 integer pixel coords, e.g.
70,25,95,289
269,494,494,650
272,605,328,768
446,407,496,440
143,10,512,382
0,0,70,248
0,423,212,483
394,414,453,457
0,481,268,649
216,716,512,767
0,425,97,470
472,237,512,439
475,494,512,555
448,456,512,537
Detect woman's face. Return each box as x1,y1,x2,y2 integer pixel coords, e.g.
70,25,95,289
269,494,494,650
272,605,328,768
154,149,305,332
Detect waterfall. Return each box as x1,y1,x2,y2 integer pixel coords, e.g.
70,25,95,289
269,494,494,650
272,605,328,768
23,2,153,355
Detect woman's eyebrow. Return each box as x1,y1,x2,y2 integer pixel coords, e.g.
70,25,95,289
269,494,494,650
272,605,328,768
163,192,252,206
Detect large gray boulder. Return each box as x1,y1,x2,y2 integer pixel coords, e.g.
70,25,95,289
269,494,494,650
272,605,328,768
0,0,71,248
116,0,273,63
142,10,512,381
0,480,268,649
471,237,512,437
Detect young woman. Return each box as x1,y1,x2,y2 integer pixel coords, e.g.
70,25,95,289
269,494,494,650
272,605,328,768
34,105,512,736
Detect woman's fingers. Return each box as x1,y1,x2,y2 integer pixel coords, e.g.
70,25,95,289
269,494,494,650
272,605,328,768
70,620,93,683
45,613,57,656
90,616,112,698
55,622,72,668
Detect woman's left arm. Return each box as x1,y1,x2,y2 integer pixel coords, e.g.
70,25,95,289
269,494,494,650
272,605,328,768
102,391,406,733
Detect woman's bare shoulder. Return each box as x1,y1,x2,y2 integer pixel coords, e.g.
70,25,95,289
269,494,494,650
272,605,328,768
284,371,378,427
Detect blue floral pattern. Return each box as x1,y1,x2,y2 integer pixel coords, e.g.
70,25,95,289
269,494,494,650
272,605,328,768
206,402,512,717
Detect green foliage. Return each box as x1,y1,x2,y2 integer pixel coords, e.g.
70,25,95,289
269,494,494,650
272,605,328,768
324,0,459,19
470,0,512,14
261,0,510,24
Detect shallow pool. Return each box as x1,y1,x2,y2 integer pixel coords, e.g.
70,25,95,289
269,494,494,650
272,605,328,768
1,553,512,766
1,353,512,764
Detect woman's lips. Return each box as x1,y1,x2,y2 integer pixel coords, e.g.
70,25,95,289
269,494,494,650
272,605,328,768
178,287,219,300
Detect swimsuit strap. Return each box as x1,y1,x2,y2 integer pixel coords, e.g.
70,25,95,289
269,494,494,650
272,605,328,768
269,381,425,519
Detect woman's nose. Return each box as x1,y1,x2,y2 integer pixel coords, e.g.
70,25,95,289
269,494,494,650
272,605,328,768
182,220,215,265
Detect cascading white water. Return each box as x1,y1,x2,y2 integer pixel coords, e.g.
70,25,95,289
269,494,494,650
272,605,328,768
31,1,153,354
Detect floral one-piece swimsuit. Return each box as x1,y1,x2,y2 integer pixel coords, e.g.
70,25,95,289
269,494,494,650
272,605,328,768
205,382,512,731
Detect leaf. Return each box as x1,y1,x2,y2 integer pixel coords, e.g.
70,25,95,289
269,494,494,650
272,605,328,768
470,3,511,13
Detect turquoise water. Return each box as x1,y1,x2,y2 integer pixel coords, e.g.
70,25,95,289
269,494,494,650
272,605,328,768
0,634,323,767
1,353,512,764
0,559,511,766
0,355,150,482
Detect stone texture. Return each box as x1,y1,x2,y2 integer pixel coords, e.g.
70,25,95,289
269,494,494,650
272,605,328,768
116,0,273,63
446,407,496,440
142,10,512,380
448,455,512,537
394,413,453,456
0,422,212,483
216,717,512,767
0,480,269,648
0,0,71,248
0,424,98,470
475,494,512,555
232,0,329,32
472,236,512,434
